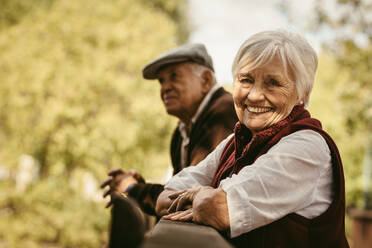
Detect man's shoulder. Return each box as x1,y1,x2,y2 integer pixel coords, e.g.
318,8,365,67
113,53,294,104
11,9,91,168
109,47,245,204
208,87,235,113
211,87,233,100
194,87,237,129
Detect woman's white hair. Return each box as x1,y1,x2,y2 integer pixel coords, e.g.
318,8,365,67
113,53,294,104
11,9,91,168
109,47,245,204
231,30,318,106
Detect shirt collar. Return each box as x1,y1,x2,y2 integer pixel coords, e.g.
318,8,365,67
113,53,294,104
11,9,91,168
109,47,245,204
178,84,221,134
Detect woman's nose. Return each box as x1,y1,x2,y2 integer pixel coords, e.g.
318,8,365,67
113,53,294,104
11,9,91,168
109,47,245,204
247,84,265,102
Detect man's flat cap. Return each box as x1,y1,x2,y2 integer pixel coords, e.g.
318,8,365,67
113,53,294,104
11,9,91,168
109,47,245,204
142,43,214,79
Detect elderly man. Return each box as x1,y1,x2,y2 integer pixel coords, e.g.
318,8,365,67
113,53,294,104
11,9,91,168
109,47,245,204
101,43,238,216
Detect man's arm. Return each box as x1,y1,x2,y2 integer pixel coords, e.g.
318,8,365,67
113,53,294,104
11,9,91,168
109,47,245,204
101,169,164,216
127,183,165,216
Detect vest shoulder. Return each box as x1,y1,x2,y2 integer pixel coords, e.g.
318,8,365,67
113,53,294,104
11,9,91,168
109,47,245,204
207,88,235,113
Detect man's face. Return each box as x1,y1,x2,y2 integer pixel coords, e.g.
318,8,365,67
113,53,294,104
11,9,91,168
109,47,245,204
157,62,206,122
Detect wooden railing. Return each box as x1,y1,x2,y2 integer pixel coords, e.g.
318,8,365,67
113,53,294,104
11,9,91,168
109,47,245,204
109,195,233,248
141,219,233,248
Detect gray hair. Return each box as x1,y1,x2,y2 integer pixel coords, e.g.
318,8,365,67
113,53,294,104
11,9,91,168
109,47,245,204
231,30,318,106
189,63,217,85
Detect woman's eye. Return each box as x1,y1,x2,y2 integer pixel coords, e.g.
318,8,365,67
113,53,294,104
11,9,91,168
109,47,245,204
240,77,254,84
267,79,280,87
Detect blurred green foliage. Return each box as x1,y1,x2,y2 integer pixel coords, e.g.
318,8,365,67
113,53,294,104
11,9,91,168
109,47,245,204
313,0,371,135
309,53,368,210
0,0,186,247
281,0,372,216
310,0,372,208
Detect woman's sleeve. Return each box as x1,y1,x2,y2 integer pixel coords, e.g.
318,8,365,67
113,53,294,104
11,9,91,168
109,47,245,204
219,130,333,238
165,134,234,191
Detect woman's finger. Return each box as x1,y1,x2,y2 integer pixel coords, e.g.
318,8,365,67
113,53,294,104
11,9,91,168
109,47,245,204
178,209,193,221
163,211,180,219
176,194,190,211
169,209,193,221
167,196,181,213
163,210,185,220
184,204,192,210
168,189,187,199
168,192,190,213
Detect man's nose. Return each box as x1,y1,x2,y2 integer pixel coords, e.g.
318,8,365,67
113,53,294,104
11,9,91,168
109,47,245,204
247,84,265,102
161,79,172,92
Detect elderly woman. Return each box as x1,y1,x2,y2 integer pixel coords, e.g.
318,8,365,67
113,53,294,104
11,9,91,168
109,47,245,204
156,30,349,248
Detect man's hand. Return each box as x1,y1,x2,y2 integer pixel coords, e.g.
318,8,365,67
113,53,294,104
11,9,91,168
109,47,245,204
100,169,145,208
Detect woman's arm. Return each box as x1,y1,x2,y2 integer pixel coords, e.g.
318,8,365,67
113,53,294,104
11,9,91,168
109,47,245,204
165,134,233,190
163,130,331,237
219,130,332,237
155,189,177,216
156,135,233,218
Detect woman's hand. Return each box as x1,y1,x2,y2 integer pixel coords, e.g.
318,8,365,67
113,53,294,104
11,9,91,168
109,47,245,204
155,189,177,216
167,186,211,213
163,208,194,222
163,187,230,232
192,187,230,231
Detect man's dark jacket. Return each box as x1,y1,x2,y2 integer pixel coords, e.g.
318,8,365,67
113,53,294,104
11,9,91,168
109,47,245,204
127,87,238,215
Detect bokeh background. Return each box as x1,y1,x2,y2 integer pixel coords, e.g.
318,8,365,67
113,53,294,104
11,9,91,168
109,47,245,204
0,0,370,247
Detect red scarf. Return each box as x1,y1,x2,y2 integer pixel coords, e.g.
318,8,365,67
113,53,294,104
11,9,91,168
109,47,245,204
211,104,314,188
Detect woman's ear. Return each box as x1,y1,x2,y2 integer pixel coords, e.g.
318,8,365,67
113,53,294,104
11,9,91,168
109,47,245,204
296,93,304,105
201,69,213,94
296,98,304,106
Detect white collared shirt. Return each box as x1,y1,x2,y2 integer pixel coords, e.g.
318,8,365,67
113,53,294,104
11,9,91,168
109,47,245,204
165,129,333,238
178,84,222,169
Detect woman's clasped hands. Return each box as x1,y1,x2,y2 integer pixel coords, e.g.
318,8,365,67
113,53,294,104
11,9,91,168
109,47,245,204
163,186,230,231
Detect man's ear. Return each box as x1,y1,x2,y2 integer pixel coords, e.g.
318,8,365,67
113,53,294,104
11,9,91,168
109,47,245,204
201,69,213,94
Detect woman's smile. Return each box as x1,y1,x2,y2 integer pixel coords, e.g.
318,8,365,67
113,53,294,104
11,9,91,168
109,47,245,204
245,105,273,114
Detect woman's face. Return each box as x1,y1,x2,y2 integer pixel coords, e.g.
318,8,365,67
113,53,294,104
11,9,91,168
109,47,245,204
233,57,299,134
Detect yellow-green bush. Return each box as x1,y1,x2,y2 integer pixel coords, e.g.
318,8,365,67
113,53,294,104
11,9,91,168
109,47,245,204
0,0,186,246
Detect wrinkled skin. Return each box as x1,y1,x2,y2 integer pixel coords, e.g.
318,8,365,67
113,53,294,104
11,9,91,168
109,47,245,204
233,56,299,134
157,62,213,127
158,186,230,231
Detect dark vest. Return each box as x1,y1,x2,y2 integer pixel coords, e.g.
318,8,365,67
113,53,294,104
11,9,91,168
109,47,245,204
211,105,349,248
171,87,238,174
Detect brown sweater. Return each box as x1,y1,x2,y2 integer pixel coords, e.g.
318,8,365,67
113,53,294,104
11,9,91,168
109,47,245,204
128,87,238,215
212,105,349,248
